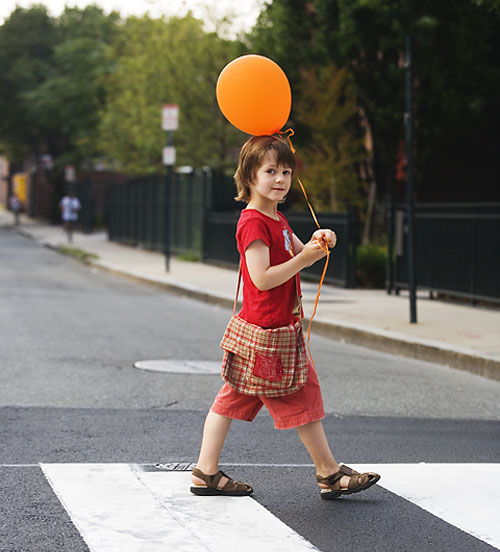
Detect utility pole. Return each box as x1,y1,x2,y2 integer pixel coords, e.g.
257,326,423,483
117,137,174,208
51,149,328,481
162,104,179,272
405,35,417,323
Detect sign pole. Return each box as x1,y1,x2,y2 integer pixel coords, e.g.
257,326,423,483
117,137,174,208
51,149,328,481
164,132,172,272
162,104,179,272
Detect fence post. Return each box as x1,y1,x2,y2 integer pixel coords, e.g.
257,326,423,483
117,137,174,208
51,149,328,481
200,169,211,263
386,195,395,294
470,214,477,305
405,34,417,323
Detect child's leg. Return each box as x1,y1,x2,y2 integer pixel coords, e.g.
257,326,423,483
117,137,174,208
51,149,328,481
296,420,337,475
296,420,352,488
192,411,232,485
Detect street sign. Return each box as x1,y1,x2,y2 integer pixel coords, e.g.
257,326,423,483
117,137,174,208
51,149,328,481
162,104,179,131
12,173,28,203
40,154,53,170
162,146,176,166
65,165,76,182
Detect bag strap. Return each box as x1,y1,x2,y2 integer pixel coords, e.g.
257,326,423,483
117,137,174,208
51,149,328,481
233,265,242,316
232,263,301,317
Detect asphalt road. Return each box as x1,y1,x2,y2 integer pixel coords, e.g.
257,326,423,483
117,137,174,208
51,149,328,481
1,225,500,552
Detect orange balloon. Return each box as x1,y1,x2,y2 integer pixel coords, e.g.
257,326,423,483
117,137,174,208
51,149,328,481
216,54,292,136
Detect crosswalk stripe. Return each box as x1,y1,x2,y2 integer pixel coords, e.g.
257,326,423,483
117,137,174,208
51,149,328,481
41,463,500,552
352,463,500,550
41,463,319,552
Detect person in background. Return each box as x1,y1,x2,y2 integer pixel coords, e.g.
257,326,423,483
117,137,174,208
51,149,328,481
59,191,81,243
9,193,20,226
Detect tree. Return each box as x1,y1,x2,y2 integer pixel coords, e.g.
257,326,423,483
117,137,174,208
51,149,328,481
0,6,56,160
98,14,245,175
294,65,365,213
248,0,500,239
0,6,118,169
26,6,119,168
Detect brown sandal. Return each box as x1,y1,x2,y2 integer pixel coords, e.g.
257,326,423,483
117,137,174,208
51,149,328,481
190,468,253,496
316,464,380,500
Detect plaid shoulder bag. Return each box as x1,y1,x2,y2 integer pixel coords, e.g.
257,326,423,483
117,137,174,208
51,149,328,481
220,268,308,397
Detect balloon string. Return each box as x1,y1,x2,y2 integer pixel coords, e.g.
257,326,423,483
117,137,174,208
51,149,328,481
279,127,330,369
281,127,296,154
297,176,321,229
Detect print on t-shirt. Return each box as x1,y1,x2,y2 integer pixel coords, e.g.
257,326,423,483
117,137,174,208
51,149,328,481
283,228,293,257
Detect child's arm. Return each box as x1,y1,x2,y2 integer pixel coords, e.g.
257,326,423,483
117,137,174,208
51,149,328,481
245,238,327,291
292,233,305,254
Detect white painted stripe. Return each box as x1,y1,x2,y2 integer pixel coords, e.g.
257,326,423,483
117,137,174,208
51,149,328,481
0,462,315,468
0,464,39,467
352,463,500,550
41,463,319,552
220,462,314,468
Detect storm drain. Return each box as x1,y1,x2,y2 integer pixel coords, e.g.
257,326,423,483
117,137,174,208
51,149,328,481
133,359,220,375
138,463,196,472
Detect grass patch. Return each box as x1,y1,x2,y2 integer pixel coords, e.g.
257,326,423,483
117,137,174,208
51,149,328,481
56,245,99,264
177,250,202,262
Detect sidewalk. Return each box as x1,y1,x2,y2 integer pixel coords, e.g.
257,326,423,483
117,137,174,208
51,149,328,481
3,208,499,380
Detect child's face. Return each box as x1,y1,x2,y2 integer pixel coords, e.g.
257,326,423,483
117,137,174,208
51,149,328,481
250,151,292,205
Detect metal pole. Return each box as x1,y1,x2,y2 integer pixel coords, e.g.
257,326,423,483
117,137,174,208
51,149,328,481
164,130,173,272
161,103,178,272
405,34,417,323
386,194,395,294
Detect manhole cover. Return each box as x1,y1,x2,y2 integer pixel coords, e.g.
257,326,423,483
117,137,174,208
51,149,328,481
133,359,221,374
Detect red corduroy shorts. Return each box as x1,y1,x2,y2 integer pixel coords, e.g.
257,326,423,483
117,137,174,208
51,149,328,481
210,361,325,430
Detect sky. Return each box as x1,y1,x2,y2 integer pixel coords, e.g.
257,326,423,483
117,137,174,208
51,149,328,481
0,0,265,36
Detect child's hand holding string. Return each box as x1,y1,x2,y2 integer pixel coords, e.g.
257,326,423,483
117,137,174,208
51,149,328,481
312,229,337,249
299,239,329,267
298,230,336,268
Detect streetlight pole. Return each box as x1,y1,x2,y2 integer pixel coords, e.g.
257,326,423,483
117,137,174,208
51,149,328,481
405,34,417,323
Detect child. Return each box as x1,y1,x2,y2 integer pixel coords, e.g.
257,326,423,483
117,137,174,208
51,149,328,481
191,135,379,499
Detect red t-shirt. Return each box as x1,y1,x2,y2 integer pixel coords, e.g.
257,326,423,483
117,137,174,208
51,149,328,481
236,209,302,329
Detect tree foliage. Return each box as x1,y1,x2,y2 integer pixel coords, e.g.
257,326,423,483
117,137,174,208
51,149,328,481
0,7,244,179
2,0,499,224
294,65,365,212
0,6,56,160
248,0,500,237
0,5,118,171
98,14,245,175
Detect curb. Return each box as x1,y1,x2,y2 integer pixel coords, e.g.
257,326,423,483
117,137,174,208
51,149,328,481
94,259,239,310
90,258,500,382
307,318,500,382
17,227,500,382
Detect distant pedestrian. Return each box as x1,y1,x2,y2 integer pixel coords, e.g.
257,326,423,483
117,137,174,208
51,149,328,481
190,135,380,499
9,193,20,226
59,191,81,243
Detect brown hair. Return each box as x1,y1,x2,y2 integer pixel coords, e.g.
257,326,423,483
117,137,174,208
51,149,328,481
234,135,296,203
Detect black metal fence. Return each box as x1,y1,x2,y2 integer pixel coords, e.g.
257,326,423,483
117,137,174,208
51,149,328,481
72,179,94,233
388,203,500,303
204,210,357,287
170,170,211,256
106,172,358,288
106,170,221,256
107,175,165,250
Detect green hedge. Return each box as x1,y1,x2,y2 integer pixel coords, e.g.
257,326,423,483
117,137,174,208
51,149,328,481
356,244,387,288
